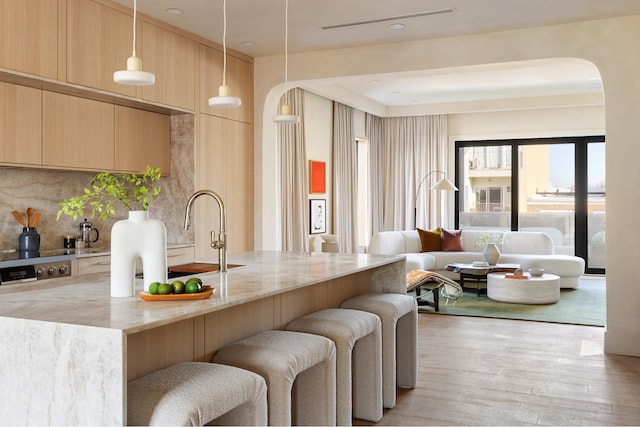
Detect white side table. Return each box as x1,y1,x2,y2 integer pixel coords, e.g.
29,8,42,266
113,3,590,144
487,273,560,304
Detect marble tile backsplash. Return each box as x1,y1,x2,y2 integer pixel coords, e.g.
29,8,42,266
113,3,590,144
0,114,195,252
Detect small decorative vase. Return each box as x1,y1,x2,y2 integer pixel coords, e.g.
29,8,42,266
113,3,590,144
482,243,501,265
110,211,167,297
18,227,40,258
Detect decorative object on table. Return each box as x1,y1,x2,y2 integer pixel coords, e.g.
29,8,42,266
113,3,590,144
528,267,545,277
413,170,458,226
309,160,326,194
310,199,326,234
13,207,42,256
475,233,503,265
56,166,166,297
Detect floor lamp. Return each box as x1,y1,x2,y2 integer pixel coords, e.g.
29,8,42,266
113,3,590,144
414,171,459,227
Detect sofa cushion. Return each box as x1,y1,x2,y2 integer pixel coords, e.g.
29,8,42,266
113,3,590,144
441,229,463,251
404,253,436,271
502,231,554,255
368,231,407,255
416,227,441,252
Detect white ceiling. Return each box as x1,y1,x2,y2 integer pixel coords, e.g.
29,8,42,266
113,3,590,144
112,0,640,113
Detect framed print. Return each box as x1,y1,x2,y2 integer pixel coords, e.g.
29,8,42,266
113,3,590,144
310,199,326,234
310,160,326,194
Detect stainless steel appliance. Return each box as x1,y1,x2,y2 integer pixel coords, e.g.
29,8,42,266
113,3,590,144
0,250,73,285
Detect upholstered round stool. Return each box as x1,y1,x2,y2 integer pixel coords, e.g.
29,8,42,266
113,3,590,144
341,293,418,409
212,330,337,426
286,308,383,425
127,362,267,426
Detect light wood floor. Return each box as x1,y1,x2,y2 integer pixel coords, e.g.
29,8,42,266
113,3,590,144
357,314,640,426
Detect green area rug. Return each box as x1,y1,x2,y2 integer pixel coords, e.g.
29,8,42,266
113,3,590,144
416,277,605,326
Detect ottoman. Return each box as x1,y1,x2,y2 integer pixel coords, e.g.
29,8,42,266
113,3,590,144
487,272,560,304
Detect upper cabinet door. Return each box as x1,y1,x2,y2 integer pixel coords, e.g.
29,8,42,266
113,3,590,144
0,0,57,78
0,82,42,166
42,91,115,171
114,106,171,174
66,0,137,97
200,45,253,124
140,22,196,111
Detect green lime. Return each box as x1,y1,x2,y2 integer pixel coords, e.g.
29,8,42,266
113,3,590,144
185,277,202,287
171,280,185,294
158,283,173,295
185,281,201,294
148,282,160,295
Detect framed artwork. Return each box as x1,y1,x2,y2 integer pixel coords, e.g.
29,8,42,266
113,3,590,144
309,160,326,194
310,199,326,234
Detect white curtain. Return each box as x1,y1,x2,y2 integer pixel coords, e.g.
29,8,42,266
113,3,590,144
278,88,308,252
366,114,384,235
333,102,357,253
366,114,448,231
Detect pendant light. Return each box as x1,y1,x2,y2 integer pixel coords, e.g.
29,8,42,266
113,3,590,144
208,0,242,108
273,0,300,124
113,0,155,86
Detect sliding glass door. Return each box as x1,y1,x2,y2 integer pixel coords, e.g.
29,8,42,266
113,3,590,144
455,136,605,274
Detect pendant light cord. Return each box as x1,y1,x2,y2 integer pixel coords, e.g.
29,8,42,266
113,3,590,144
132,0,137,55
222,0,228,86
284,0,289,94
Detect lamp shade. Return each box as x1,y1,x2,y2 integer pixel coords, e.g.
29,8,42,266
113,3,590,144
431,177,458,191
209,84,242,108
273,103,300,124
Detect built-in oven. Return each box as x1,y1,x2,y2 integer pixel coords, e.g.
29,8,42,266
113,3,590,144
0,250,74,285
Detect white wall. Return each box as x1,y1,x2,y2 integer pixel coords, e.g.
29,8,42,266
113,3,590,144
304,91,333,250
254,14,640,357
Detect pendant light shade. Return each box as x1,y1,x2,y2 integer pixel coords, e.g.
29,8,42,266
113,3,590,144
208,0,241,108
273,103,300,123
273,0,299,124
114,0,155,86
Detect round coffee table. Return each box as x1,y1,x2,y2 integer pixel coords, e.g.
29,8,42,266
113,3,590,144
487,273,560,304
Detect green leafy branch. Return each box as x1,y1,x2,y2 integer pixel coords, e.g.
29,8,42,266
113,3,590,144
57,166,162,221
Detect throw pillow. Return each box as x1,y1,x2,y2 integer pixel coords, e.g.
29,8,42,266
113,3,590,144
441,228,464,251
416,227,441,252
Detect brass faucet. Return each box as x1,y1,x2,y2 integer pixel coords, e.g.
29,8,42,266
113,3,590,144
183,190,227,273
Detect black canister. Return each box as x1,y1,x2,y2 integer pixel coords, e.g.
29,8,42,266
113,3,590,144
18,227,40,253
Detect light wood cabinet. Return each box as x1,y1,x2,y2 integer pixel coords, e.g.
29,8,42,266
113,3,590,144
0,0,57,79
76,254,111,275
42,91,115,171
66,0,137,97
140,22,197,110
200,45,253,124
196,114,253,257
0,82,42,166
115,106,171,174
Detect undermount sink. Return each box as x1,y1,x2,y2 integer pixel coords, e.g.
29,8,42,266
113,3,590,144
167,262,244,278
136,263,244,279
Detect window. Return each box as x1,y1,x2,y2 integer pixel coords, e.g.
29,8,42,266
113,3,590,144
456,136,605,274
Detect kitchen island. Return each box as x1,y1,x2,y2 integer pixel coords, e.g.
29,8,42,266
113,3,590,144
0,250,405,426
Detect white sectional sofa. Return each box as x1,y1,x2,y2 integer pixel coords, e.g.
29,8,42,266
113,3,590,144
368,229,585,288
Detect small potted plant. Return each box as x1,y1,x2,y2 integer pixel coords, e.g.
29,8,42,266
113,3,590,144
57,166,166,298
56,166,162,221
475,232,503,265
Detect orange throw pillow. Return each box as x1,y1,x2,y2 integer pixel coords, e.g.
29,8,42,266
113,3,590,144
441,228,463,251
416,227,441,252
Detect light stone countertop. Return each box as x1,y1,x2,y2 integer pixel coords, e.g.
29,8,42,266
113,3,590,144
0,250,405,335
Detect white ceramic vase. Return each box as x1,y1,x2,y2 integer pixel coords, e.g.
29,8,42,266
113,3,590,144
482,243,501,265
110,210,167,297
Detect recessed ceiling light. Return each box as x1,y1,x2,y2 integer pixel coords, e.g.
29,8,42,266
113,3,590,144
166,8,184,15
389,23,405,30
241,41,256,47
